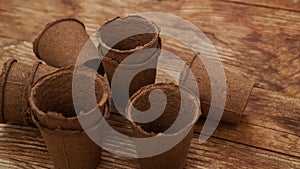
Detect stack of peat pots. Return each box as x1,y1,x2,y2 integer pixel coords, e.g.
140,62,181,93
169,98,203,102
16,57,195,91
0,15,253,169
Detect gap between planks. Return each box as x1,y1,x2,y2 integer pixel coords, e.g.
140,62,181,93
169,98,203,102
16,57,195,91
217,0,300,13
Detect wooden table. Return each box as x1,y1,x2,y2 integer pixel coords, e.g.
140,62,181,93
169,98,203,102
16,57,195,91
0,0,299,168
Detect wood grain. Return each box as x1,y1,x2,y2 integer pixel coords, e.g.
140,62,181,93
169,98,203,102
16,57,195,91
0,37,36,67
134,0,300,98
0,0,299,168
0,0,299,97
157,67,300,159
220,0,300,12
1,119,299,169
0,0,145,41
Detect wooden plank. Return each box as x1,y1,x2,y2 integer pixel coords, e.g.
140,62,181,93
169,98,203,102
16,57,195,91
244,88,300,136
0,0,299,97
0,0,299,167
157,57,300,157
0,124,52,169
1,32,300,148
134,0,300,98
219,0,300,12
0,37,36,67
0,34,299,157
0,121,299,169
108,110,300,159
196,119,300,158
187,135,300,169
106,113,300,167
0,0,144,42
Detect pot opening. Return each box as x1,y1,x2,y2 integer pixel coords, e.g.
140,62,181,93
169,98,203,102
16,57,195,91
99,16,159,51
33,70,105,118
129,84,199,135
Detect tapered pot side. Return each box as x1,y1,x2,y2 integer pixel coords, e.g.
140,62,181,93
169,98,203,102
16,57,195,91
101,41,160,97
29,67,109,169
98,15,161,108
127,83,201,169
32,115,103,169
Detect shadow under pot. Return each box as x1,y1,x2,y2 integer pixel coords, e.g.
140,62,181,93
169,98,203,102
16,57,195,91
98,15,161,107
127,83,201,169
29,67,109,169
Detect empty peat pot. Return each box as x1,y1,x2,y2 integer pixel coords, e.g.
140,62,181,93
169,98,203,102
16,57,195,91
127,83,201,169
29,67,109,169
33,18,104,75
98,15,161,98
181,54,254,124
0,59,57,125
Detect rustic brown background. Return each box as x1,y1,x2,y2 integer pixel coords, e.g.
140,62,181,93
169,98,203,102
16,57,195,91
0,0,299,168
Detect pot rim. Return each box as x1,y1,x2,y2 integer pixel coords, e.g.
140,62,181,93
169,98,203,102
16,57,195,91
126,83,201,137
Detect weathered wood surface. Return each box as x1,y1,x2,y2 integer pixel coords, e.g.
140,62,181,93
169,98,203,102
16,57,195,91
1,0,299,97
220,0,300,12
1,115,300,169
0,0,299,168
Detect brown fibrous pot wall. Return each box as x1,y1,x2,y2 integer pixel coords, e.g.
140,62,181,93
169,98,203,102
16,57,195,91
29,67,109,130
180,54,254,124
127,83,201,169
0,59,57,125
98,15,161,98
33,18,104,75
29,67,109,169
